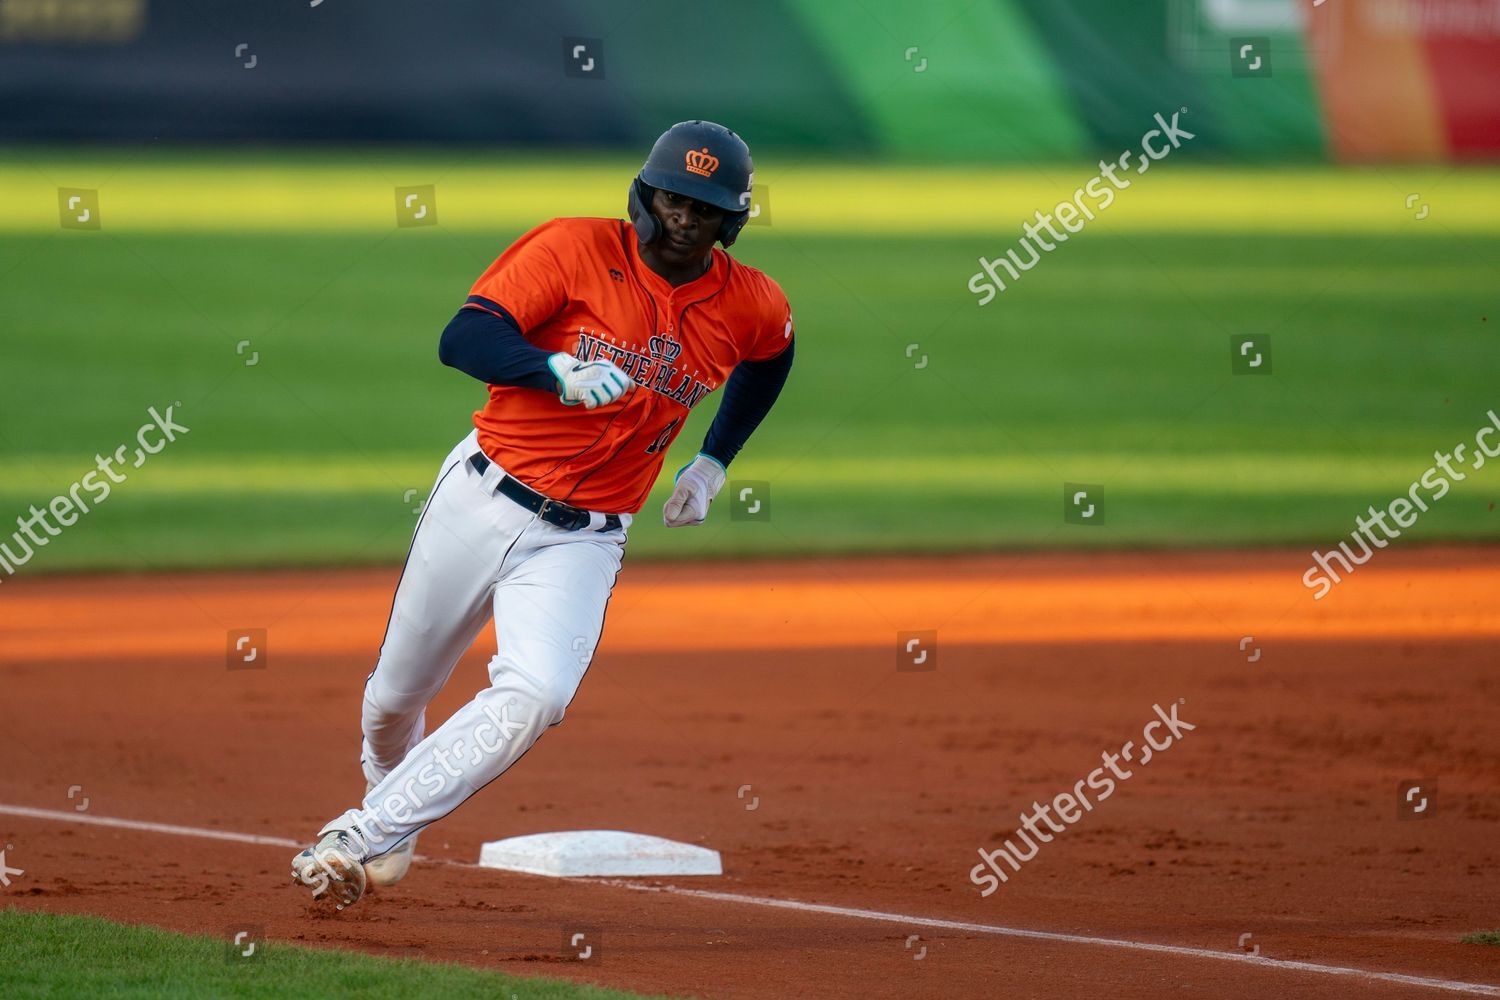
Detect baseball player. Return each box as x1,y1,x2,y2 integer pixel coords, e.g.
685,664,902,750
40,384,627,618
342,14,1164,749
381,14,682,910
292,121,794,908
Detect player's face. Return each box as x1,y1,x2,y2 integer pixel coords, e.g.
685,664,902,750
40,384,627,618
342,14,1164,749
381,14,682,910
651,188,723,264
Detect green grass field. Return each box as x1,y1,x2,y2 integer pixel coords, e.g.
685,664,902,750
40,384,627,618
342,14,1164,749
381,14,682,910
1,152,1496,572
0,910,657,999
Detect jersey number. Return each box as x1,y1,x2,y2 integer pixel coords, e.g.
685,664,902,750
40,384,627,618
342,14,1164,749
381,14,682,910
645,418,680,455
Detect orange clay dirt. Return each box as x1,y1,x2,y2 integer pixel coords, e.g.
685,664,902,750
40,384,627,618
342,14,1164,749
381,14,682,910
1,546,1497,999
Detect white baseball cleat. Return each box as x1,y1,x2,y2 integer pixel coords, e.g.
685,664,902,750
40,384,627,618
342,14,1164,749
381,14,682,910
290,830,366,910
363,837,416,886
361,780,417,886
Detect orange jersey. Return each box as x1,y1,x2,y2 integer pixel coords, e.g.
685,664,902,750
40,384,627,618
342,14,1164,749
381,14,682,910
461,217,793,513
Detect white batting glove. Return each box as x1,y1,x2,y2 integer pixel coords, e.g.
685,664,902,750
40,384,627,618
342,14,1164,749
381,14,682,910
548,353,634,409
663,453,726,527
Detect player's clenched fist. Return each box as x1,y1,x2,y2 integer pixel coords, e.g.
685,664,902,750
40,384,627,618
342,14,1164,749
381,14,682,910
663,453,726,527
548,353,634,409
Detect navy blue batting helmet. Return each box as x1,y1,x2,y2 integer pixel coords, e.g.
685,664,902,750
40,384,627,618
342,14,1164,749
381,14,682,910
627,120,754,248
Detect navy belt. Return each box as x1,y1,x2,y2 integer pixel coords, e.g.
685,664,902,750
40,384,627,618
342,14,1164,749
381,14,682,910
468,453,622,533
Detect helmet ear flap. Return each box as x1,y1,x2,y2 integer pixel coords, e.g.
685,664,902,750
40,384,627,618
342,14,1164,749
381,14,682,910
627,177,660,244
718,210,749,248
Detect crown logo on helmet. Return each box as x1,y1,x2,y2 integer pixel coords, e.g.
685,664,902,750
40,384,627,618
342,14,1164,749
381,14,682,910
649,332,683,365
684,147,719,178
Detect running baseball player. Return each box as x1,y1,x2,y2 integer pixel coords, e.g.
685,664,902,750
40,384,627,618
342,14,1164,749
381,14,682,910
292,121,794,908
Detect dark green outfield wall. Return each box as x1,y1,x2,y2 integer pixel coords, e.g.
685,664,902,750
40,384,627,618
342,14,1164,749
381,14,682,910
0,0,1465,161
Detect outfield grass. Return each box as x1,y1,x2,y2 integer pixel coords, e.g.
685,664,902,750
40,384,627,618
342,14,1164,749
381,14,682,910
0,909,659,999
5,149,1500,235
0,154,1496,572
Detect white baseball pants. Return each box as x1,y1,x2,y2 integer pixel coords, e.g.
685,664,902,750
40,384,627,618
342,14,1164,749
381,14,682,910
321,429,628,859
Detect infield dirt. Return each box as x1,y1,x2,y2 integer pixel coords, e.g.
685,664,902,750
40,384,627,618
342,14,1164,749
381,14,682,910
1,547,1496,998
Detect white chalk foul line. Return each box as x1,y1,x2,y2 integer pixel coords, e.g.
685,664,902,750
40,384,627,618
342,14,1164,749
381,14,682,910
597,881,1500,997
0,803,304,849
2,802,1496,997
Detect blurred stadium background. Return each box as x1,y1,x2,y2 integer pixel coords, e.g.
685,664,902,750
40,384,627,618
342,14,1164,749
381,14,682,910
1,0,1497,573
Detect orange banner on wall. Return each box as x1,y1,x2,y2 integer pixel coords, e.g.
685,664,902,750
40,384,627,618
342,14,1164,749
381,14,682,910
1309,0,1500,161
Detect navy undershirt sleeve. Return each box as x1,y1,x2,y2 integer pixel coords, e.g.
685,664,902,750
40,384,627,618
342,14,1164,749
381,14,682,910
438,298,557,392
701,339,795,468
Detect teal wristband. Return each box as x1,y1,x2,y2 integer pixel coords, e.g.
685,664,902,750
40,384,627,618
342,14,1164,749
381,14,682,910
547,354,580,405
675,452,727,483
